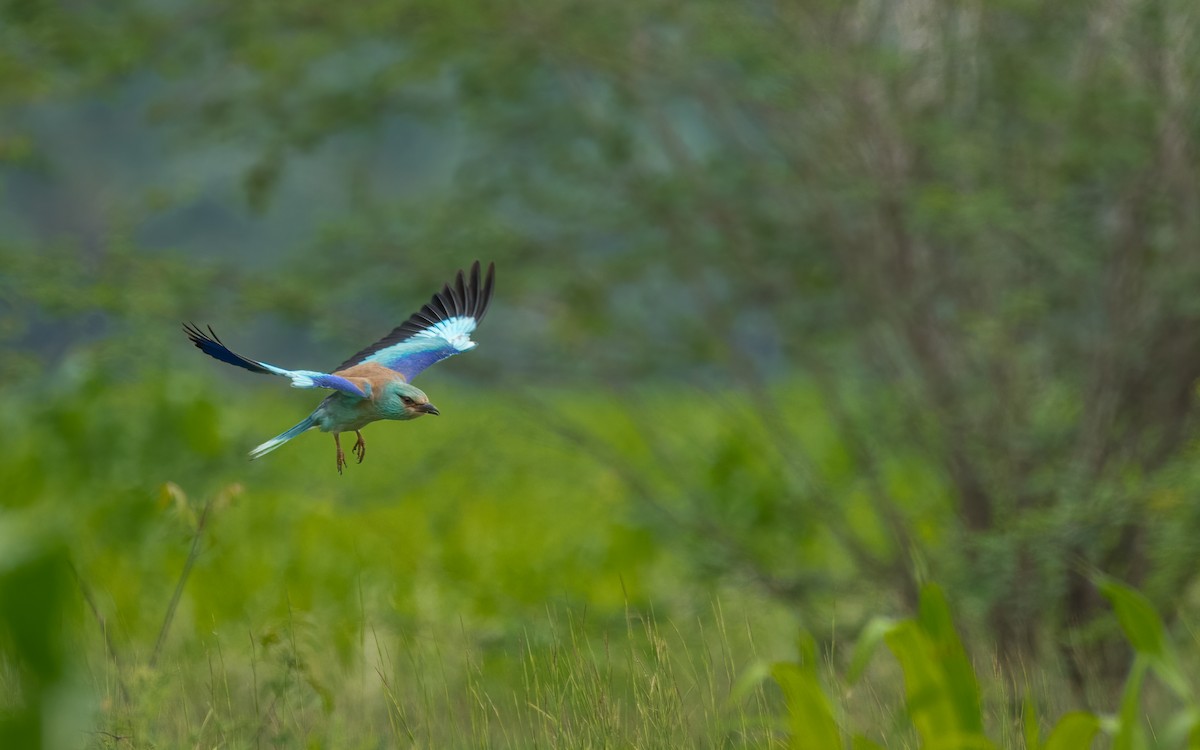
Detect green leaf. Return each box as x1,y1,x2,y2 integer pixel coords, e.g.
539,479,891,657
1097,576,1191,698
884,622,960,746
1022,693,1040,750
729,658,773,707
1097,576,1165,659
771,632,842,750
0,523,70,750
848,616,897,684
882,585,995,750
1159,708,1199,749
1043,712,1100,750
917,585,987,737
1111,658,1149,750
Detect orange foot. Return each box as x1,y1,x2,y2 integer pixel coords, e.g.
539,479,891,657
353,430,366,464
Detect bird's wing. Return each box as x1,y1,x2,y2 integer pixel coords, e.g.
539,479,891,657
333,261,495,382
184,323,369,399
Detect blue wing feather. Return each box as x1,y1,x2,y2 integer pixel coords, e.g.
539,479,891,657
188,262,494,393
361,339,462,381
184,324,367,399
302,373,370,397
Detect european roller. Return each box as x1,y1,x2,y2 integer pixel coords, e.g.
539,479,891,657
185,261,495,473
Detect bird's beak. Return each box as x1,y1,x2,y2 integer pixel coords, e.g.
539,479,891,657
420,403,440,416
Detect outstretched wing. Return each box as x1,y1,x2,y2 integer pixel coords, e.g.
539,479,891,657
334,261,495,381
184,323,368,399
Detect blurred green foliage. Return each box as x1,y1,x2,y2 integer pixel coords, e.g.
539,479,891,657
766,582,1200,749
4,0,1200,746
0,367,802,746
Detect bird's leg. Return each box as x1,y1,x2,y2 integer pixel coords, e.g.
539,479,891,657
334,433,346,475
353,430,366,464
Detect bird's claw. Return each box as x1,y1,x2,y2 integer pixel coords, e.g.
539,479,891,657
334,433,346,475
353,432,366,464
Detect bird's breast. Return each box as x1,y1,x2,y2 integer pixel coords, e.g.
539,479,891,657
314,393,383,433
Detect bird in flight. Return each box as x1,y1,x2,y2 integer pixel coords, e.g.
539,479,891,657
185,261,495,474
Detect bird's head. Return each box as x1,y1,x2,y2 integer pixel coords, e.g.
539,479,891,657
385,381,439,420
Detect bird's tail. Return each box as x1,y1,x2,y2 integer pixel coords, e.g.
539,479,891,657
249,414,317,460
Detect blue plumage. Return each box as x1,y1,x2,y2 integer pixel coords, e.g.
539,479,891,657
363,340,460,381
185,262,496,473
304,373,369,397
248,414,317,460
183,324,368,398
333,261,494,378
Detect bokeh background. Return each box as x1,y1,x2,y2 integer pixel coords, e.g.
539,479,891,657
4,1,1200,747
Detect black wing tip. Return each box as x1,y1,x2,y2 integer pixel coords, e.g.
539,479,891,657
458,260,495,323
183,322,234,352
414,261,495,329
331,262,496,371
183,321,272,375
182,321,214,346
478,261,495,323
440,260,495,324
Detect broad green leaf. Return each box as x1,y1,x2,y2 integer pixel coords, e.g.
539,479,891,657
771,632,842,750
1043,712,1100,750
0,529,70,750
884,622,953,743
1097,577,1165,659
1022,693,1039,750
1159,708,1199,749
1111,658,1149,750
917,584,986,736
770,662,842,750
878,585,995,750
1097,576,1191,698
884,621,994,750
729,658,773,707
848,616,897,684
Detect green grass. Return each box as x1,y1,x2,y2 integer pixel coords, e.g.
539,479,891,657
75,577,788,748
44,564,1200,749
3,366,1200,747
87,617,715,746
0,369,799,747
766,582,1200,749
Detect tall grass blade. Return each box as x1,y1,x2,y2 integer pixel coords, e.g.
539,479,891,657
151,487,216,667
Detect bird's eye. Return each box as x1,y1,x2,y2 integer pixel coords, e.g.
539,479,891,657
401,396,414,405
